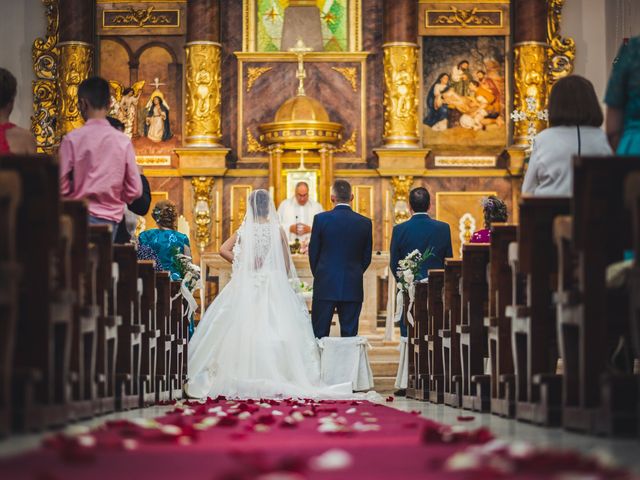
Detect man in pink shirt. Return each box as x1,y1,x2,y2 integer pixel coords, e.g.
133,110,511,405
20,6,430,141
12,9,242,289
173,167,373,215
59,76,142,238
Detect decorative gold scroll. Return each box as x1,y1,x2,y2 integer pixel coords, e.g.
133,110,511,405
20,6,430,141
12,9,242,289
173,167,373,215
184,42,222,147
547,0,575,86
31,0,59,153
57,42,93,137
246,67,272,92
335,131,357,153
331,67,358,92
513,43,548,145
103,7,180,28
419,2,510,36
191,177,215,253
382,43,420,148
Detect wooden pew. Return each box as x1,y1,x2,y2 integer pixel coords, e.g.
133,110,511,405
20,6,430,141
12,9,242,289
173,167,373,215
170,281,186,400
1,155,73,430
0,171,21,436
440,259,463,407
138,260,159,406
89,225,121,414
409,283,429,400
113,245,144,410
427,270,445,403
507,197,569,426
62,200,100,420
486,224,517,417
624,171,640,438
155,272,173,403
555,156,639,435
458,243,491,412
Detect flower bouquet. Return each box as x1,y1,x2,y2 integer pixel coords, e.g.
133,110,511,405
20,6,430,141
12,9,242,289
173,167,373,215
171,251,203,337
395,247,434,327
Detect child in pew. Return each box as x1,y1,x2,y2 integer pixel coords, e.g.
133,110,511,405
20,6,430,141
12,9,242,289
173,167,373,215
470,195,508,243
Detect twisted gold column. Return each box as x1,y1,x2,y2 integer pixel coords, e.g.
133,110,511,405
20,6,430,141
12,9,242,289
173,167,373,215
184,41,222,147
382,42,420,148
57,41,92,136
513,42,549,146
191,176,215,253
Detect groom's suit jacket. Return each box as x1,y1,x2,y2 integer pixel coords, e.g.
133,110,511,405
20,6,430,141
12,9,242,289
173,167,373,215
390,213,453,282
309,205,372,302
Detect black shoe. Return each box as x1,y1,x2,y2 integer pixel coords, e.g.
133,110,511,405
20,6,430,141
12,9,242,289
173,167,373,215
394,389,407,397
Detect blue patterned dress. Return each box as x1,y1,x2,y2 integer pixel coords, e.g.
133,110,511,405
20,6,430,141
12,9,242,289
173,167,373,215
605,36,640,155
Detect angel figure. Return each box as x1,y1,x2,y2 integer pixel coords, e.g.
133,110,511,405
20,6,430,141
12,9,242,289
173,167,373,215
109,80,145,138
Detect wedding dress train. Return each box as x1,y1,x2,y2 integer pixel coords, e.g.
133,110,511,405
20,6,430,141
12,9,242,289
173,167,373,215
185,190,353,400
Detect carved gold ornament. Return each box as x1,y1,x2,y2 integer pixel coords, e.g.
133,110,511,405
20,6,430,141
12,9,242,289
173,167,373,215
57,42,93,137
191,177,215,253
331,67,358,92
383,43,420,148
433,7,497,27
547,0,575,86
336,131,357,153
109,7,173,27
31,0,59,153
185,42,222,146
390,175,414,224
246,128,269,153
513,43,548,147
246,67,272,92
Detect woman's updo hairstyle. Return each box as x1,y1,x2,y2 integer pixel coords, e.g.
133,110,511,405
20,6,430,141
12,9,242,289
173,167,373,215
152,200,178,230
481,195,508,229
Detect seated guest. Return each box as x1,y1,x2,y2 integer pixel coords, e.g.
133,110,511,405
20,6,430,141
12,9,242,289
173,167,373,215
522,75,612,196
470,195,508,243
0,67,36,154
277,181,323,246
605,36,640,154
58,76,142,238
107,116,153,245
139,200,191,281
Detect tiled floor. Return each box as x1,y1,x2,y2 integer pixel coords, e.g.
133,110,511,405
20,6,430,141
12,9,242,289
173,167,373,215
393,398,640,473
1,400,638,474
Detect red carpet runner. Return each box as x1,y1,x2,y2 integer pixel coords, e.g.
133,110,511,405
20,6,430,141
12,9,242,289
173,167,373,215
1,398,632,479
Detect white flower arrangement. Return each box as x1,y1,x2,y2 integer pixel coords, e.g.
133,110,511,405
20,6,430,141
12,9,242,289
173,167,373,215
396,247,434,293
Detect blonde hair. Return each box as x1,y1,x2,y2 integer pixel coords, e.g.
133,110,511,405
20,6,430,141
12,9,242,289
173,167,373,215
151,200,178,229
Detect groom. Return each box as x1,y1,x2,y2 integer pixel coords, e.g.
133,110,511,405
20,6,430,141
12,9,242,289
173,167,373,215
309,180,373,338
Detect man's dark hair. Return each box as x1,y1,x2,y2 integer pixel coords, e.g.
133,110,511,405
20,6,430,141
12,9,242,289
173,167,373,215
107,116,125,131
409,187,430,213
458,60,469,68
0,68,17,109
77,76,111,110
548,75,604,127
332,179,352,203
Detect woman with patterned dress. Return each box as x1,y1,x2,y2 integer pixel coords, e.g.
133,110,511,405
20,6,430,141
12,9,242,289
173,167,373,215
470,195,508,244
605,36,640,155
0,68,36,155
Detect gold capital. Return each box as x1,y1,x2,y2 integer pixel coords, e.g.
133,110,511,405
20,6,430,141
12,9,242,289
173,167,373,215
382,44,420,148
184,42,222,147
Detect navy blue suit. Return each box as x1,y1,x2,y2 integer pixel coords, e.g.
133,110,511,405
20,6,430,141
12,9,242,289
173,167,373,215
309,205,373,337
390,213,453,337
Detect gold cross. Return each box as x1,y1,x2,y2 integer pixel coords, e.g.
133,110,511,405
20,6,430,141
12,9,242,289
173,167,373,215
288,39,312,96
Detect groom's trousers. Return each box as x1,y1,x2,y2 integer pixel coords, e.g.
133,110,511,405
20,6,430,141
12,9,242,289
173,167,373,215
312,300,362,338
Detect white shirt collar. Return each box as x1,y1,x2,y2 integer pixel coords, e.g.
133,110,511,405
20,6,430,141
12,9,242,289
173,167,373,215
412,212,429,216
335,203,352,208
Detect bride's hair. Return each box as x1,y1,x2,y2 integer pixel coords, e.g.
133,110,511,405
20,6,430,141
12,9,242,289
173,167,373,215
249,189,270,219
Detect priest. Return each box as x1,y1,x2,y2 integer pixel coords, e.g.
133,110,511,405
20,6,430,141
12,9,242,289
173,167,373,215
277,181,323,244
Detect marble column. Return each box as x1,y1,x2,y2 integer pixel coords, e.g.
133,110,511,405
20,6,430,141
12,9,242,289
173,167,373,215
184,0,222,147
381,0,419,148
512,0,549,146
57,0,94,136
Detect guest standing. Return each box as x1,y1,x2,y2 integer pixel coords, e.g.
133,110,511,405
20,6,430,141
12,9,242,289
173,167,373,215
138,200,191,281
389,187,453,338
605,36,640,154
0,68,36,155
470,195,508,243
309,180,372,338
58,76,142,238
522,75,612,196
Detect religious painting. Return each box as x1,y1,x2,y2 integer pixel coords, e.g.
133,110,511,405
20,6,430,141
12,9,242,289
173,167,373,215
255,0,348,51
99,39,182,163
422,36,507,154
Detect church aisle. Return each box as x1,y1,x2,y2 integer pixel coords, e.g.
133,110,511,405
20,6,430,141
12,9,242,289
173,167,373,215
0,398,635,479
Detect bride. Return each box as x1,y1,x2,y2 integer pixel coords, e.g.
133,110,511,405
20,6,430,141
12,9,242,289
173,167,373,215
186,189,353,399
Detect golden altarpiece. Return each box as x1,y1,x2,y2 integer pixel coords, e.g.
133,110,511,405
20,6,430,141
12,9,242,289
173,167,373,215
32,0,575,321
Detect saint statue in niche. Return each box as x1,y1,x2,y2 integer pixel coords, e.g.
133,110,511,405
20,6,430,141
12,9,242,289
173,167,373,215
144,92,172,142
109,80,145,138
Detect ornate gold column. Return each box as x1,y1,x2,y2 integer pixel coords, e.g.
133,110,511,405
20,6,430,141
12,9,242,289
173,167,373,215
191,177,215,253
382,0,419,148
184,0,222,147
184,42,222,146
57,0,93,137
512,42,548,146
390,175,414,224
268,145,284,204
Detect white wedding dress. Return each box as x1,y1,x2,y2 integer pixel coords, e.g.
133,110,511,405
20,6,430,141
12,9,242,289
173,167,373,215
186,190,354,400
